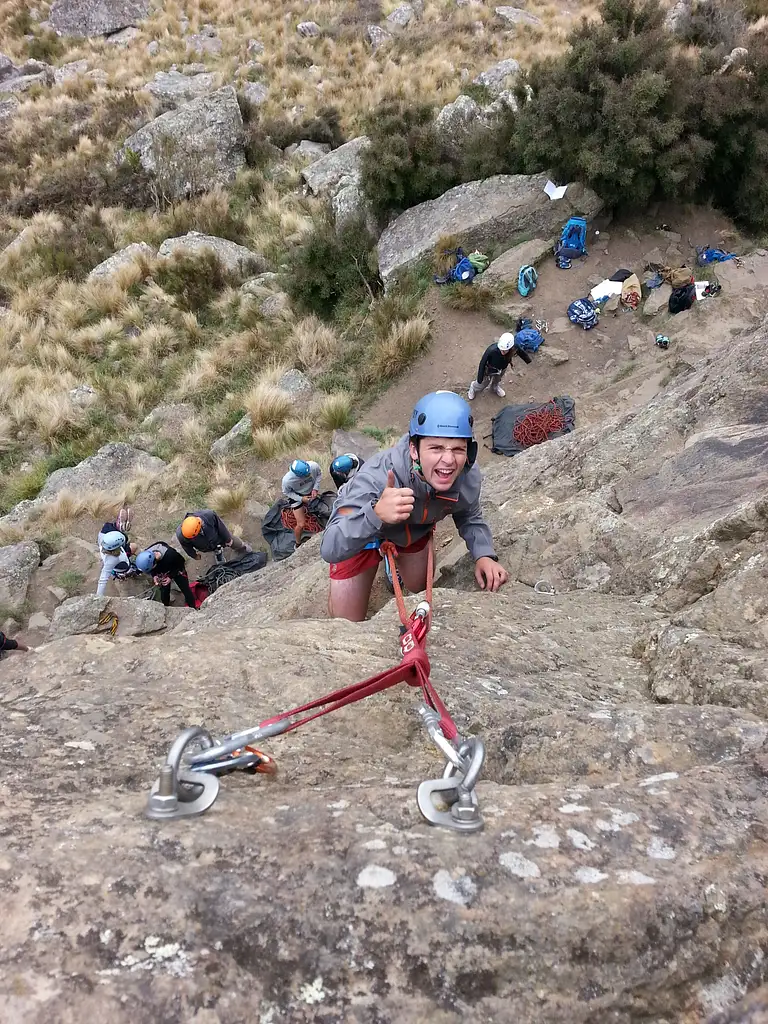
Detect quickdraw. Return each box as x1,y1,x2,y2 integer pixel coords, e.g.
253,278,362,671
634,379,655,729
145,538,486,833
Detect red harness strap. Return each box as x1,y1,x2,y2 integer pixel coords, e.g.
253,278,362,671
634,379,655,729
258,535,459,742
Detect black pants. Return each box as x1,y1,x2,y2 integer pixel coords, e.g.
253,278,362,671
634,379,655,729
160,570,196,608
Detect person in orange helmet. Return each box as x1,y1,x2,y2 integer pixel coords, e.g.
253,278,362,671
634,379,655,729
175,510,251,562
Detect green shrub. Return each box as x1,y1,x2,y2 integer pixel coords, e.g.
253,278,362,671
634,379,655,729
56,569,86,597
151,251,243,315
360,101,461,218
285,217,380,320
0,461,49,514
22,211,115,282
26,29,65,62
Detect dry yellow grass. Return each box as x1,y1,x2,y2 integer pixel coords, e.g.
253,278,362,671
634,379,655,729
316,391,354,430
207,482,249,515
243,383,294,429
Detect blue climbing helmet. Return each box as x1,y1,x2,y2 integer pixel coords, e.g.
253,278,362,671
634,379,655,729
409,390,478,467
135,549,156,574
290,459,311,477
100,530,125,552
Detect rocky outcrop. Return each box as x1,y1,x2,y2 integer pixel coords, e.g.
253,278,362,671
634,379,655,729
377,172,602,287
157,232,266,275
145,69,219,105
49,0,149,36
481,236,554,290
120,87,246,201
434,94,488,156
40,443,166,501
87,242,155,281
0,57,54,93
495,5,543,26
285,139,331,161
49,594,187,638
301,135,370,196
473,57,521,96
331,428,382,462
209,414,252,460
0,541,39,610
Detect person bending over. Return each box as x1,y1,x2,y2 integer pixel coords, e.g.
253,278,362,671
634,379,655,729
176,510,250,562
320,390,508,621
282,458,323,548
135,542,197,608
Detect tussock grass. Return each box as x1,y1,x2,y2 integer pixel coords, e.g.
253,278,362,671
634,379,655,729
243,383,293,429
207,482,249,515
317,392,354,430
292,316,341,372
363,314,432,386
440,283,495,311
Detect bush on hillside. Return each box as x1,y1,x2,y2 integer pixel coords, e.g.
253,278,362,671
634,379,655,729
285,218,380,320
514,0,768,232
151,252,242,315
359,102,462,218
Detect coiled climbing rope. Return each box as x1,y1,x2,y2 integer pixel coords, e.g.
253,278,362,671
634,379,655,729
513,401,566,447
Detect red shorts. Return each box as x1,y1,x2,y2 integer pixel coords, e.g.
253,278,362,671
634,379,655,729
329,532,431,581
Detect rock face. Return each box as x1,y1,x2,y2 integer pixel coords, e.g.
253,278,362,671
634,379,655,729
301,135,371,196
49,594,184,638
0,58,55,93
145,69,219,105
481,236,554,290
473,57,521,97
157,232,266,275
435,94,487,156
0,541,39,610
87,242,155,281
495,5,543,26
285,139,331,161
209,414,252,460
331,428,382,462
120,87,246,201
3,315,768,1020
377,173,602,287
39,443,166,501
49,0,149,36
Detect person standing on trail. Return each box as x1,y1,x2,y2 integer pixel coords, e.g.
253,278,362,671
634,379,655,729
468,332,531,400
135,542,197,608
320,390,508,621
282,458,323,548
176,510,251,563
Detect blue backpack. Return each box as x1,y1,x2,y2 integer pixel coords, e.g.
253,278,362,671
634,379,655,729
518,264,538,297
567,297,599,330
557,217,588,259
514,327,545,352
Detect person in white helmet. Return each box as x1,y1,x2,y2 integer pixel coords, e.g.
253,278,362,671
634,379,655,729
467,333,531,400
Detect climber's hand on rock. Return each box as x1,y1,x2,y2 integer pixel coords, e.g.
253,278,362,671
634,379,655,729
374,470,415,525
475,557,508,593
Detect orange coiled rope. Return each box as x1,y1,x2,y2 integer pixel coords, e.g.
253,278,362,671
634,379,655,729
513,401,565,447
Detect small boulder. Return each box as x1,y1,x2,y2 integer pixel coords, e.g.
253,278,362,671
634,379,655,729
28,611,51,630
331,174,373,233
241,81,269,105
210,414,252,460
49,0,149,36
297,21,321,37
481,237,554,290
331,428,382,462
69,384,99,407
106,26,140,45
366,24,392,49
140,402,196,441
284,139,331,161
0,96,20,123
0,541,40,611
541,346,569,366
88,241,155,281
435,94,487,156
277,368,313,403
39,443,166,501
247,39,264,55
260,292,291,319
495,6,542,26
157,232,266,276
301,136,371,196
387,3,415,27
186,32,222,55
53,59,89,83
120,87,245,201
49,595,168,639
643,283,672,317
472,58,521,97
145,70,218,104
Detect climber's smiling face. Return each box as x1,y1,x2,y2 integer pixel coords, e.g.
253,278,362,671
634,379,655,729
410,436,467,492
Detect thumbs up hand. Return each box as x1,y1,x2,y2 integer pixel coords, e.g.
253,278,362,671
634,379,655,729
374,469,415,524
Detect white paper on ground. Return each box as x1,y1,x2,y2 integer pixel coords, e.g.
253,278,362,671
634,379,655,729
590,279,623,302
544,180,568,200
695,281,708,300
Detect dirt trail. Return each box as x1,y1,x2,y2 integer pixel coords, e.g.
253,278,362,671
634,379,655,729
363,206,750,471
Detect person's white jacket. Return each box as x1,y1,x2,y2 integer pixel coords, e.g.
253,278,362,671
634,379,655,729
96,531,130,596
281,461,322,505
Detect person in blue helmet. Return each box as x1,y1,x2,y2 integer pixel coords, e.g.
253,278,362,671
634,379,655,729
135,542,197,608
330,453,362,491
320,390,508,621
282,457,323,548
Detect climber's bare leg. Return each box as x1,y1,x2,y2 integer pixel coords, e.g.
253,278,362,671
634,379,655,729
328,565,378,621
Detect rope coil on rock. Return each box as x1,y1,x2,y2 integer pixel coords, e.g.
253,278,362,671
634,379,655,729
513,401,566,447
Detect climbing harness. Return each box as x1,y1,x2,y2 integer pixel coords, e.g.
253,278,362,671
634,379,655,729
145,537,486,833
513,401,566,447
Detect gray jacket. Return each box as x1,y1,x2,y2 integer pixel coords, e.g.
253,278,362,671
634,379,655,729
281,461,322,503
320,435,496,564
176,509,232,557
